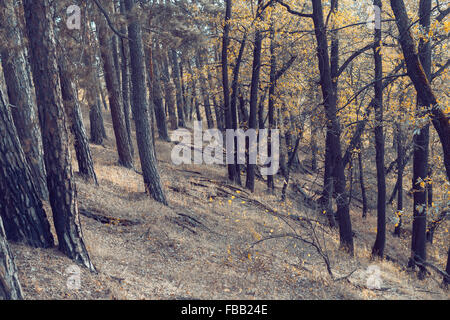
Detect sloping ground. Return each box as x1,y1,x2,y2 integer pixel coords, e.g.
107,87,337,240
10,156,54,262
10,110,449,300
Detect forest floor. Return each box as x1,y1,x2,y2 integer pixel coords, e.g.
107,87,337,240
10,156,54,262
10,108,449,300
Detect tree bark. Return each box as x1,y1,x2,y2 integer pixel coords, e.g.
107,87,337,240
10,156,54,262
58,59,98,184
311,0,353,254
389,0,450,182
0,0,48,201
267,23,276,191
0,217,23,300
124,0,167,205
119,0,134,157
23,0,95,271
371,0,386,258
96,5,134,168
169,49,186,128
150,47,170,141
195,51,214,129
0,88,54,248
246,0,263,192
222,0,238,183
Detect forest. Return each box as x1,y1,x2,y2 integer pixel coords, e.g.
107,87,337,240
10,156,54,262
0,0,448,300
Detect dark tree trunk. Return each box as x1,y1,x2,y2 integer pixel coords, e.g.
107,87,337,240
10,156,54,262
58,60,98,184
100,86,108,110
358,144,368,219
310,120,318,173
246,0,263,192
394,123,404,237
179,57,190,122
187,59,202,122
406,0,432,277
96,8,134,168
238,88,249,127
23,0,95,271
150,48,170,141
195,51,214,129
89,100,105,145
230,35,247,186
209,72,224,131
160,48,178,130
267,23,276,191
119,0,134,157
0,0,48,201
444,247,450,288
0,88,54,248
0,217,23,300
389,0,450,183
124,0,167,205
372,0,386,258
169,49,185,128
222,0,238,183
311,0,353,254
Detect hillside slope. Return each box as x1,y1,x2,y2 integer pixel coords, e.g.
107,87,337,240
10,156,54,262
10,110,449,300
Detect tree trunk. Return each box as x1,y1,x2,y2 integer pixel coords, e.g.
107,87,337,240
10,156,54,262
119,0,134,157
372,0,386,258
394,123,404,237
23,0,95,271
311,0,353,254
246,0,263,192
358,144,368,219
407,0,432,277
222,0,238,183
89,98,105,145
0,217,23,300
0,88,54,248
150,47,170,141
389,0,450,183
96,5,134,168
124,0,167,205
58,60,98,184
267,23,276,191
159,47,178,130
195,51,214,129
0,0,48,201
169,49,185,128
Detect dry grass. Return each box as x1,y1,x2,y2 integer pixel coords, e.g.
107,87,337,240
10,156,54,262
10,107,449,300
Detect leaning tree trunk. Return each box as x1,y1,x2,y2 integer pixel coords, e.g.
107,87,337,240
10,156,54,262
371,0,386,258
96,5,134,168
0,217,23,300
23,0,95,271
0,88,54,248
58,60,98,184
0,0,48,201
124,0,167,205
